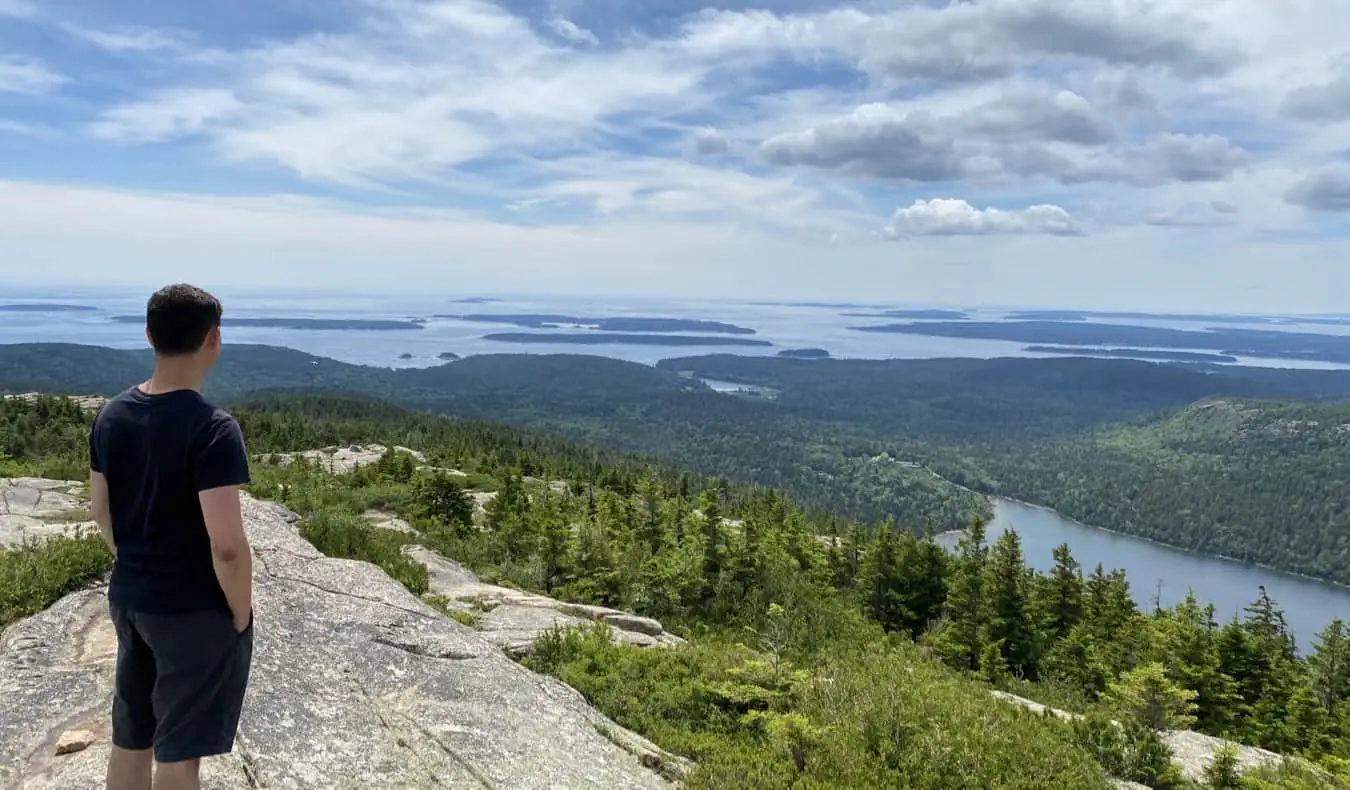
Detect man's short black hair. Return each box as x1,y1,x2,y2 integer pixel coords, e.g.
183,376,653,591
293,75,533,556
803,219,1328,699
146,284,222,356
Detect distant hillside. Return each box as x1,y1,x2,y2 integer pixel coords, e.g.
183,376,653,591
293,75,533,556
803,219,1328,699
9,343,1350,578
983,398,1350,582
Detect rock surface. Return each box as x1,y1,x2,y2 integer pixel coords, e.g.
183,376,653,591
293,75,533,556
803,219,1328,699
990,690,1288,783
259,444,426,473
0,478,96,549
1,393,106,413
0,484,684,789
409,546,685,658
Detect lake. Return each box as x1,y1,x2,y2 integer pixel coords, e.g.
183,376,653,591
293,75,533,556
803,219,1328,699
973,499,1350,653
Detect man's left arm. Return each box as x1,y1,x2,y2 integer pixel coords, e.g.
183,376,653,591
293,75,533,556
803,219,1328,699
88,416,115,557
89,472,114,556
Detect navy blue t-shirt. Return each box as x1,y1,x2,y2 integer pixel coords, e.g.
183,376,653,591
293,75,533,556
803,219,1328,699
89,386,252,614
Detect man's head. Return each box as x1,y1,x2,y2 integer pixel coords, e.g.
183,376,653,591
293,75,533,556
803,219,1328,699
145,284,223,365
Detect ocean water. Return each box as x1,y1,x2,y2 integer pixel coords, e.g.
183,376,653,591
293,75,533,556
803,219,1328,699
1,289,1347,371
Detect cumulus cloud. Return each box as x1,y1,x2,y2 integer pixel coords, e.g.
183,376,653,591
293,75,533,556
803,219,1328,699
883,198,1081,238
691,127,730,156
760,99,1248,187
762,105,963,182
679,0,1241,83
1286,166,1350,212
1282,68,1350,122
0,55,63,94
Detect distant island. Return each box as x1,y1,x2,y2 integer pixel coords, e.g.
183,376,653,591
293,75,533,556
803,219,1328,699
753,301,890,309
850,320,1350,364
438,352,461,361
845,309,969,320
110,316,425,331
0,304,98,312
440,313,757,335
483,332,772,347
1024,346,1238,363
450,297,501,304
1005,309,1271,324
398,353,414,359
777,348,832,359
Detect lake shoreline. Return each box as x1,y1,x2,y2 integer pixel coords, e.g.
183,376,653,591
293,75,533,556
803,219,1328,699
994,495,1350,593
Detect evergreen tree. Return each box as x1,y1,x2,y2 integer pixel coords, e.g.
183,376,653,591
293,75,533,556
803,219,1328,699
983,529,1038,679
1036,542,1085,643
933,517,990,671
1310,619,1350,718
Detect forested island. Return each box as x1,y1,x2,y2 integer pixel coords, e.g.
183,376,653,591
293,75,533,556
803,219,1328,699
443,313,757,335
777,348,831,359
109,316,425,331
851,320,1350,364
3,393,1348,787
483,332,772,347
845,308,970,320
1025,346,1239,363
1006,310,1273,324
0,304,98,312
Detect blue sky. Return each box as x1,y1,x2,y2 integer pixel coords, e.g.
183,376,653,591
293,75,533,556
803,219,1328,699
2,0,1350,310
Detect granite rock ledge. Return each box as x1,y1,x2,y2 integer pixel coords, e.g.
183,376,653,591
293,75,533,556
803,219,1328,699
0,482,686,789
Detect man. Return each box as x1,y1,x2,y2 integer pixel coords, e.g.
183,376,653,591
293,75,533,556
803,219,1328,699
89,284,254,790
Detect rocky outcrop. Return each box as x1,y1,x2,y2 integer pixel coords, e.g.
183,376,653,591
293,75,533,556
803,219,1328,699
408,546,685,659
0,485,685,789
1,394,106,412
259,444,428,473
0,478,96,549
990,690,1288,784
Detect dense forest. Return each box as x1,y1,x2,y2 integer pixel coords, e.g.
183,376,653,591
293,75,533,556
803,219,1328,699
2,394,1349,787
4,344,1350,585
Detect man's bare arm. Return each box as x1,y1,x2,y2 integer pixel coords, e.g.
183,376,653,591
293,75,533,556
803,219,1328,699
200,485,253,632
88,470,115,557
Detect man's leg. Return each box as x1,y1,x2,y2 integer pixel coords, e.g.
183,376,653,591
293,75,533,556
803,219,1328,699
151,759,200,790
139,608,253,790
107,603,156,790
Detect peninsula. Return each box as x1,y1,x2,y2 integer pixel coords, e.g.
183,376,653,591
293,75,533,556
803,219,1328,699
483,332,772,347
442,314,757,335
1024,346,1238,363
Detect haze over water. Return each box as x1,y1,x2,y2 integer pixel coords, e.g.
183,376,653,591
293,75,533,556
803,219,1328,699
3,288,1349,371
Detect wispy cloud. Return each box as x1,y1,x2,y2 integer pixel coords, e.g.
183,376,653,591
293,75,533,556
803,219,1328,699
0,55,63,94
0,0,1348,308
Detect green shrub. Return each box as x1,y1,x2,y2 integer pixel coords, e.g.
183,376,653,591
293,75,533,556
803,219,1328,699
0,534,113,626
298,508,428,595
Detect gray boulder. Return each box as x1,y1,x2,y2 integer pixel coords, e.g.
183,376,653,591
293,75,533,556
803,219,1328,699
0,489,686,789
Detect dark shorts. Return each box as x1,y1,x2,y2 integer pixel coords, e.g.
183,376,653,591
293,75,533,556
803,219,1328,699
109,602,253,763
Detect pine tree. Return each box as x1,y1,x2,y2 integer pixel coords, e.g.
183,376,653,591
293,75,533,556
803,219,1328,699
935,517,990,671
1104,662,1199,732
1310,619,1350,718
983,528,1038,679
1036,543,1084,643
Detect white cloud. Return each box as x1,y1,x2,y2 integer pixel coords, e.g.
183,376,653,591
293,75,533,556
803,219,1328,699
691,126,730,156
884,198,1081,238
0,55,63,94
1,0,1349,309
61,24,194,55
546,17,598,47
